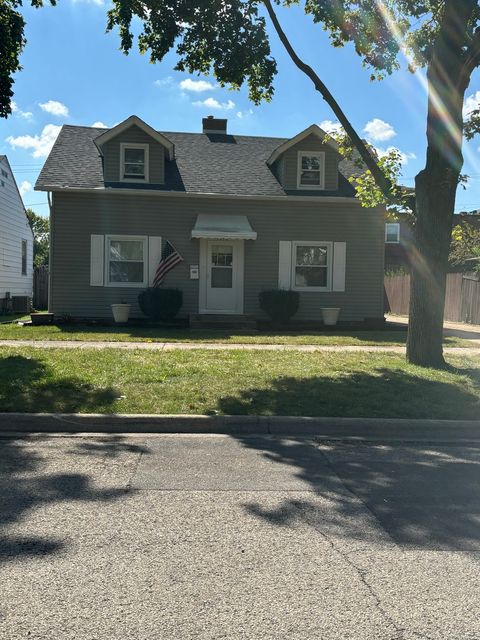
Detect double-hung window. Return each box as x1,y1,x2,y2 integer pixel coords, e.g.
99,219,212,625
21,240,27,276
120,143,149,182
297,151,325,189
385,222,400,244
292,241,331,290
106,235,147,286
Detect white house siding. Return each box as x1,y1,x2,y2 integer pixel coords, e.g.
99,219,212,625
49,191,384,322
0,157,33,301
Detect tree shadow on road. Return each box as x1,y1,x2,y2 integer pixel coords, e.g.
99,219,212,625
0,434,148,564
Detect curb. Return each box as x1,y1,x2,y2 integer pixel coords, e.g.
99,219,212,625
1,413,480,442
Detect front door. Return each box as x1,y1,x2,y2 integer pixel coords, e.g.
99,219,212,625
202,240,244,314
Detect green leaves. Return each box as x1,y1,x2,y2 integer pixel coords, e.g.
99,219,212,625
26,208,50,267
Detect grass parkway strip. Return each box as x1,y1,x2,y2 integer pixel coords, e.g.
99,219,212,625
0,346,478,419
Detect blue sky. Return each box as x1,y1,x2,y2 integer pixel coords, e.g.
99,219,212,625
1,1,480,217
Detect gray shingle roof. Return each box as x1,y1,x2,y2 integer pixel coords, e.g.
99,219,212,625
35,124,355,197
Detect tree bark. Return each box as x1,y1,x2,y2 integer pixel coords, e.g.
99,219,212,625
406,0,475,366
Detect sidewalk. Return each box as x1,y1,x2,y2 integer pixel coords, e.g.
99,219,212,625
386,313,480,340
0,338,479,354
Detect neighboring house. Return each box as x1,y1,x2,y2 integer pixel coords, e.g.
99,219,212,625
0,155,34,313
35,116,386,325
384,218,414,272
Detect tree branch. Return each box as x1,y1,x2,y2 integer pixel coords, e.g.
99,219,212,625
263,0,395,202
459,28,480,91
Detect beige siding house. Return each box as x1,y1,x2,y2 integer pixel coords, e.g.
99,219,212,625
36,115,385,325
0,155,33,312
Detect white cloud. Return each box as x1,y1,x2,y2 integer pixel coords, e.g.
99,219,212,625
236,109,253,119
180,78,217,92
7,124,62,158
39,100,69,117
91,121,108,128
19,180,33,197
11,101,33,120
375,146,416,166
192,97,235,111
464,91,480,118
154,77,174,87
319,119,343,135
363,118,396,142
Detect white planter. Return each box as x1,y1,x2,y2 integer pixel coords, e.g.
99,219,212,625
321,307,340,326
111,304,131,323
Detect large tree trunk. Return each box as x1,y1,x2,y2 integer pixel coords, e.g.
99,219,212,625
406,0,475,367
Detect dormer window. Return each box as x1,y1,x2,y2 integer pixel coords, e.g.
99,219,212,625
297,151,325,189
120,143,149,182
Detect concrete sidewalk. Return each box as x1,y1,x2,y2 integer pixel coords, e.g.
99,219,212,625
387,313,480,341
0,338,479,354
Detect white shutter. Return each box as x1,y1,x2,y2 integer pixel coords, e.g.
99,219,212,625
332,242,346,292
148,236,162,286
278,241,292,289
90,235,104,286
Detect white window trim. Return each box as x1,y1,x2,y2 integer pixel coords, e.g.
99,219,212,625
291,240,333,292
120,142,150,183
385,222,400,244
104,234,148,288
296,151,326,190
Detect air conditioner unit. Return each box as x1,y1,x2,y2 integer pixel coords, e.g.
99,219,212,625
12,296,32,313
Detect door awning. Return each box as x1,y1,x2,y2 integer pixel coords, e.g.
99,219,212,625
191,214,257,240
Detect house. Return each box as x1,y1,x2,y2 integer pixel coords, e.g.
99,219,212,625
0,155,34,313
35,115,385,325
384,218,414,273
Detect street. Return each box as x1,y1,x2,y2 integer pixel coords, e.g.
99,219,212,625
1,433,479,639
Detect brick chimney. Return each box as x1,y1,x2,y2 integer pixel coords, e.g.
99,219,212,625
202,115,228,135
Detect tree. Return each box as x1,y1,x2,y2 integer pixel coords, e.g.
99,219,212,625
449,222,480,272
0,0,54,118
26,208,49,267
105,0,480,367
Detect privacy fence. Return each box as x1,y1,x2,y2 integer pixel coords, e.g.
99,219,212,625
33,266,49,310
385,272,480,325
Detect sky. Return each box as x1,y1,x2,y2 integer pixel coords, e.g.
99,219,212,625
2,1,480,218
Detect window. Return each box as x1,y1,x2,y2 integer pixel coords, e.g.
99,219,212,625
210,244,233,288
297,151,325,189
385,222,400,244
120,143,149,182
21,240,27,275
106,236,147,286
1,169,8,179
292,241,331,290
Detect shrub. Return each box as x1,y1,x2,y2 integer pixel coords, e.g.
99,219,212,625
138,288,183,321
259,289,299,323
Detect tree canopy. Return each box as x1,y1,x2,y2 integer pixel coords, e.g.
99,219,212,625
26,208,49,268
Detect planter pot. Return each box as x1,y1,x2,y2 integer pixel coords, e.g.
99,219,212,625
321,307,340,326
111,304,131,324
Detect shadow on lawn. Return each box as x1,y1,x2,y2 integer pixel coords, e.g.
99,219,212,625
0,355,118,413
0,435,148,564
217,366,480,420
232,435,480,550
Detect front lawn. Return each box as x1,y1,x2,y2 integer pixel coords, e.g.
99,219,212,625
0,322,471,347
0,347,478,418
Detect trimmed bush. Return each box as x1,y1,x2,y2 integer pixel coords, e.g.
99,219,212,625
138,288,183,321
259,289,299,323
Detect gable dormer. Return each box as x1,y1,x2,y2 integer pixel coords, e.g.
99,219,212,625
267,124,342,193
94,116,174,186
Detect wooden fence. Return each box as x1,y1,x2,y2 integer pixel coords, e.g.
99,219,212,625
33,266,49,310
385,272,480,324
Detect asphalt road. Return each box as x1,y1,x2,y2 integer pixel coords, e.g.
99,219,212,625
1,433,480,639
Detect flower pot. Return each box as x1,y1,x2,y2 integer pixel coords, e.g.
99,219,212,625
321,307,340,326
111,304,131,323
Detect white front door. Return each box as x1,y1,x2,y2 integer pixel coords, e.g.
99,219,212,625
200,239,244,314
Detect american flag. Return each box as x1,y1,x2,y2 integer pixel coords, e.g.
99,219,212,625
153,240,184,287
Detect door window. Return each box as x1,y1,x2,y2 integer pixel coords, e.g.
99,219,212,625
211,244,233,288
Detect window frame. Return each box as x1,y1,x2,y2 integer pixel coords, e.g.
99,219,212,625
291,240,333,292
120,142,150,183
385,222,400,244
104,234,148,288
21,239,27,276
296,151,326,190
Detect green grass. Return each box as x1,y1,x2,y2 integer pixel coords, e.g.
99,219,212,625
0,347,479,418
0,322,472,347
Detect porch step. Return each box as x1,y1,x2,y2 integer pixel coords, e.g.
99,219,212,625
189,314,257,330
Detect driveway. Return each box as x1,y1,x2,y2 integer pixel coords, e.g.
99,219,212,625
1,433,479,639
